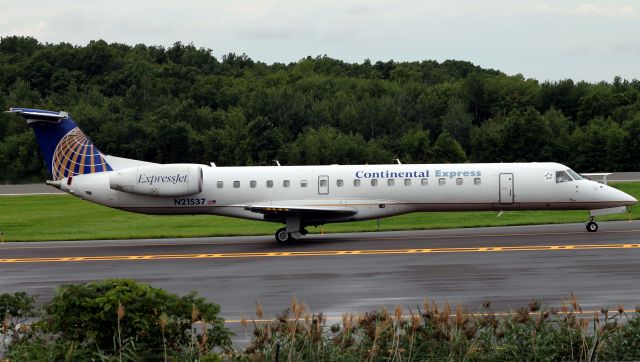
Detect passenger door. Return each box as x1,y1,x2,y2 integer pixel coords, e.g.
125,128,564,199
499,173,514,204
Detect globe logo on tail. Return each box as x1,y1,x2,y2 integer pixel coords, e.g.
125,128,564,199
51,127,112,180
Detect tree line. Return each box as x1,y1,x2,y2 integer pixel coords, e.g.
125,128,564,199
0,36,639,182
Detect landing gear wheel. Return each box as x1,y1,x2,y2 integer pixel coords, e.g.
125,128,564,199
275,228,291,243
586,221,598,232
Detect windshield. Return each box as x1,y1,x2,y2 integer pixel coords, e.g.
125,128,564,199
566,169,583,180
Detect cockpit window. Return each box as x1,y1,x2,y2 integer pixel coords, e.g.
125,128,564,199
556,171,573,183
566,169,583,180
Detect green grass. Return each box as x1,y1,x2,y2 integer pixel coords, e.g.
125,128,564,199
0,183,638,242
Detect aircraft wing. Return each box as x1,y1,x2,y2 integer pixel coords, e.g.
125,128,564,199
244,204,358,219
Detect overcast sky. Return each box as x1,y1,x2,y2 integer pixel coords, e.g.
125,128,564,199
1,0,638,82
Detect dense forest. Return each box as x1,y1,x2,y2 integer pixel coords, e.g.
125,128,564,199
0,36,638,182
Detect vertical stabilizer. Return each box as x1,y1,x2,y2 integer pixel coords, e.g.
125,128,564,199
6,108,112,180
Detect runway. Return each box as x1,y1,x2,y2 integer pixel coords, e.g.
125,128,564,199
1,221,640,338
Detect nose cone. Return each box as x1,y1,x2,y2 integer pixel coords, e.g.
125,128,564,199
608,186,637,206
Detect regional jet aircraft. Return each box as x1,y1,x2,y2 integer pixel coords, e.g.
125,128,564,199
7,108,637,242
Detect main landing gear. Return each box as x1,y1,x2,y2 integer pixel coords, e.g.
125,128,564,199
274,215,310,243
586,216,598,232
274,227,308,243
275,228,291,243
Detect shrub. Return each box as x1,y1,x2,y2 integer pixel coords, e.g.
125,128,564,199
0,291,36,354
6,279,231,361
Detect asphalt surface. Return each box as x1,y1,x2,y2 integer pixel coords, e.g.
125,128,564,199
2,222,640,342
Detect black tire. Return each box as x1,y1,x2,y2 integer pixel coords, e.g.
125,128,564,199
275,228,290,243
586,221,598,232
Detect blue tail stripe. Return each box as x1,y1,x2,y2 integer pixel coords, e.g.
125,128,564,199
8,108,111,180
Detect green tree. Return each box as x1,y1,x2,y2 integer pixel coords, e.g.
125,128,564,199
281,126,392,165
621,113,640,170
570,118,627,172
397,127,432,163
441,98,473,148
432,131,467,163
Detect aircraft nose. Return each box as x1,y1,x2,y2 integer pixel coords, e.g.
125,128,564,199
609,186,637,206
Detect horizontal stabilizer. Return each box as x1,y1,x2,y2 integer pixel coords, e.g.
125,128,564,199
5,108,69,123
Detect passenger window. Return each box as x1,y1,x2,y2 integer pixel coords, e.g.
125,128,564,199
283,180,290,188
216,181,223,188
387,179,395,186
267,180,273,188
456,178,463,185
337,179,344,187
319,179,327,187
300,180,308,187
404,178,411,186
371,179,378,186
439,178,446,186
233,181,240,188
474,178,481,185
421,178,428,186
354,179,361,187
556,171,572,183
250,180,257,188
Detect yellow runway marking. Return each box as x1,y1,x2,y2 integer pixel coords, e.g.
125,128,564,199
1,243,640,264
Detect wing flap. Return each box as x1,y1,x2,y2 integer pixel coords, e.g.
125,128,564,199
244,204,357,219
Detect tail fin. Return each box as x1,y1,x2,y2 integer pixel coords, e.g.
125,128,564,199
6,108,112,180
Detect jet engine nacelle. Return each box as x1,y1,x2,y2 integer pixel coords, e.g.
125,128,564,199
109,164,203,197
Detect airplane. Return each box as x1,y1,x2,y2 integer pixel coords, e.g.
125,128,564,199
6,107,637,242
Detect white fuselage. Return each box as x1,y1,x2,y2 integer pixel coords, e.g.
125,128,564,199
59,162,636,226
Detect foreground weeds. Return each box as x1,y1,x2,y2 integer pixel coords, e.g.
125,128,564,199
237,295,640,361
3,285,640,361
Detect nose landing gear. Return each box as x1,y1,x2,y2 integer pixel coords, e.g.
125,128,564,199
586,216,598,232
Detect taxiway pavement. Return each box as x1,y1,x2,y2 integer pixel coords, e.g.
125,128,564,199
1,221,640,330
